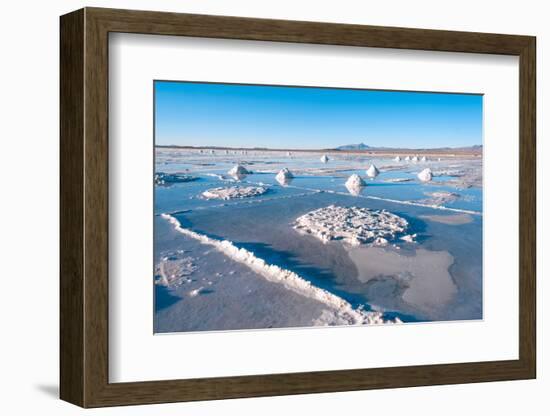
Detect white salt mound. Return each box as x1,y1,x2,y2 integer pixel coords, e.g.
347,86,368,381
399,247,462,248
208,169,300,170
345,174,366,188
320,154,329,163
293,205,411,246
404,156,411,161
345,174,366,196
275,168,294,185
394,156,401,162
202,186,267,200
228,164,250,176
366,164,380,178
411,156,419,163
421,156,427,162
418,168,433,182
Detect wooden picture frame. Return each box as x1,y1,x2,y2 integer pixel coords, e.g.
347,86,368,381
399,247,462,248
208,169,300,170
60,7,536,408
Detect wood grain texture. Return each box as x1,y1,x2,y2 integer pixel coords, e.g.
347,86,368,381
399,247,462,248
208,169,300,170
59,7,537,408
59,8,84,407
518,38,536,376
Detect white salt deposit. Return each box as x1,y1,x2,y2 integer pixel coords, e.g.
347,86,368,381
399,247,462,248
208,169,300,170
384,178,413,183
345,174,366,196
422,191,460,205
411,156,419,163
421,156,427,162
205,173,226,181
154,172,197,186
275,168,294,185
366,164,380,178
320,154,329,163
293,205,410,246
400,234,416,243
418,168,433,182
345,174,366,188
202,186,267,200
162,214,398,325
228,164,250,176
404,156,411,161
393,156,401,162
189,286,207,297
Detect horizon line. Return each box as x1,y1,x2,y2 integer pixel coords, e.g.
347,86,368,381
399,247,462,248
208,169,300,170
155,144,483,152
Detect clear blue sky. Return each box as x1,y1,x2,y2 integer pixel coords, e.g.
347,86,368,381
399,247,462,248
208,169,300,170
154,81,482,149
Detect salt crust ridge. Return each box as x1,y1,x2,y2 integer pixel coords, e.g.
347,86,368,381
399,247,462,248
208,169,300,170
161,214,398,325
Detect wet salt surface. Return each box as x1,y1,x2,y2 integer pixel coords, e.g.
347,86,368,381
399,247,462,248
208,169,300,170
154,217,330,332
154,149,483,331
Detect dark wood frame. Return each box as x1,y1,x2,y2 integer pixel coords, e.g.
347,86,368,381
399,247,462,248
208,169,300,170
60,7,536,408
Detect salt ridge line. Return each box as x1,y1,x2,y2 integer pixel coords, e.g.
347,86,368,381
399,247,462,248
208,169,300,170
226,177,480,215
265,183,482,216
361,195,481,216
161,213,398,325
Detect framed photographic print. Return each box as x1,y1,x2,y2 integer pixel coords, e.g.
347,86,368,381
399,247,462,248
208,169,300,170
60,7,536,407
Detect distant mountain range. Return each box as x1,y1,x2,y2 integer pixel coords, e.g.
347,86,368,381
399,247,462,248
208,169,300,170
334,143,482,152
335,143,371,150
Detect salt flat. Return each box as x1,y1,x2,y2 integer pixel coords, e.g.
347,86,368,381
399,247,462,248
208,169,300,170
153,147,483,331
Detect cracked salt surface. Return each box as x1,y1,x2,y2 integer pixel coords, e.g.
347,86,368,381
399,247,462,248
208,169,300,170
293,205,414,246
155,251,197,287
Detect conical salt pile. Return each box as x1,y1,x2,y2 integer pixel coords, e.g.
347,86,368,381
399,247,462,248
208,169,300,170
345,174,366,196
366,164,380,178
276,168,294,185
394,156,401,162
228,164,250,176
345,173,366,188
417,168,433,182
320,154,329,163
